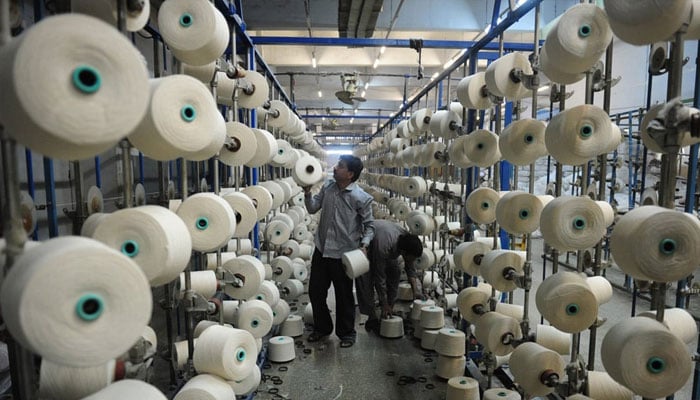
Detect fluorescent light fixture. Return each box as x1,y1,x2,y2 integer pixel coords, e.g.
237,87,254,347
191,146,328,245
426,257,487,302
322,117,326,121
349,118,354,124
364,82,369,91
361,89,366,97
312,56,317,68
353,108,358,114
317,90,322,97
372,58,380,69
380,46,386,54
326,149,354,155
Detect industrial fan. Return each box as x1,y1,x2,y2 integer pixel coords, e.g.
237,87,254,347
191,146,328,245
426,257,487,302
335,72,367,105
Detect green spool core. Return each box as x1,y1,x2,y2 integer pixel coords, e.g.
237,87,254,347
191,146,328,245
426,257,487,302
251,319,259,328
180,105,196,122
524,134,534,144
497,392,507,397
195,217,209,230
256,295,264,300
572,217,586,230
179,13,193,27
647,356,666,374
481,202,490,210
72,65,102,94
121,240,140,257
278,337,285,341
579,24,592,37
659,238,676,255
460,379,467,384
519,209,529,219
76,293,104,321
565,303,580,315
579,124,593,138
236,348,246,362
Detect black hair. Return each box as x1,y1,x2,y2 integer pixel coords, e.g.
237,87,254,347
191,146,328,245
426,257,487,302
339,155,364,182
397,234,423,258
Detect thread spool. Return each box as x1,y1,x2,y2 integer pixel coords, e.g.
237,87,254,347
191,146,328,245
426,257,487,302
448,135,474,168
484,52,533,100
596,200,615,227
237,71,270,109
536,272,599,333
0,14,150,161
219,121,257,166
586,370,635,400
535,324,571,355
173,373,234,400
438,293,459,310
204,252,236,271
419,305,445,329
379,315,404,338
251,280,280,308
602,316,692,398
456,72,492,110
228,366,261,397
610,205,700,281
158,0,228,65
271,299,291,325
303,303,314,325
340,249,369,280
173,339,197,369
402,176,428,197
539,196,607,251
81,213,109,238
241,185,273,220
446,376,479,400
177,270,218,299
182,61,216,83
545,104,614,166
222,300,239,324
39,358,116,400
271,256,294,282
292,155,324,186
434,328,466,357
397,282,414,301
483,388,520,400
245,128,277,167
235,299,274,338
586,276,613,305
473,312,522,356
510,342,564,396
227,238,253,255
436,355,466,380
406,211,436,236
220,193,256,239
72,0,151,32
409,108,433,133
480,250,525,292
465,187,499,224
177,193,235,252
194,321,234,338
456,283,493,322
420,329,439,349
91,206,192,287
223,255,265,300
603,0,691,45
281,279,305,300
496,191,544,234
0,237,152,367
292,261,308,282
410,299,436,320
463,129,501,168
83,380,166,400
279,314,304,337
193,325,257,381
266,100,292,128
638,308,698,344
268,336,296,363
429,110,461,139
539,45,586,84
495,302,524,321
544,4,612,72
640,103,700,153
499,119,548,165
86,186,104,215
422,271,442,291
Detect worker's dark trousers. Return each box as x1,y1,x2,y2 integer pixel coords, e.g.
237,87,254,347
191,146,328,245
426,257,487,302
309,249,357,339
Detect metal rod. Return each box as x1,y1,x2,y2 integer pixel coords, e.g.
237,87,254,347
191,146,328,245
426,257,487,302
72,160,86,235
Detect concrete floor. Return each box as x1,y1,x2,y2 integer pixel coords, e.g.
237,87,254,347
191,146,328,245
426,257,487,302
152,237,699,399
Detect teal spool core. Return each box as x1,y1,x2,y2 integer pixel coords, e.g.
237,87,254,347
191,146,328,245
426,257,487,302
579,124,593,138
647,356,666,373
579,24,592,37
72,65,101,94
278,337,285,341
76,293,104,321
256,295,264,300
251,319,259,328
236,348,246,362
659,238,676,255
460,379,467,384
519,209,529,219
195,217,209,230
497,392,507,397
572,217,586,230
524,134,534,144
121,240,140,257
565,303,580,315
179,13,193,27
180,105,196,122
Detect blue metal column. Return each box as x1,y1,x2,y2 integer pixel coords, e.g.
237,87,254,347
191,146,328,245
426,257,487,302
248,46,260,255
24,150,37,240
94,157,102,188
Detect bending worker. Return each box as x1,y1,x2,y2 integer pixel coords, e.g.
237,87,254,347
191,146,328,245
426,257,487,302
356,219,423,333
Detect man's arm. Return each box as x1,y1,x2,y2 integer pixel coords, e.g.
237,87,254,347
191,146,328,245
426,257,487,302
304,183,325,214
358,196,375,248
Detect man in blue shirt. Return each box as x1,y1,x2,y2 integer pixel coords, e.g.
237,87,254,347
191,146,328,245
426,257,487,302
304,155,375,348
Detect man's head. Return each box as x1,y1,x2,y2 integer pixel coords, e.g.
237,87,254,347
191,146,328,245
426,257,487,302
334,155,364,183
397,233,423,264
